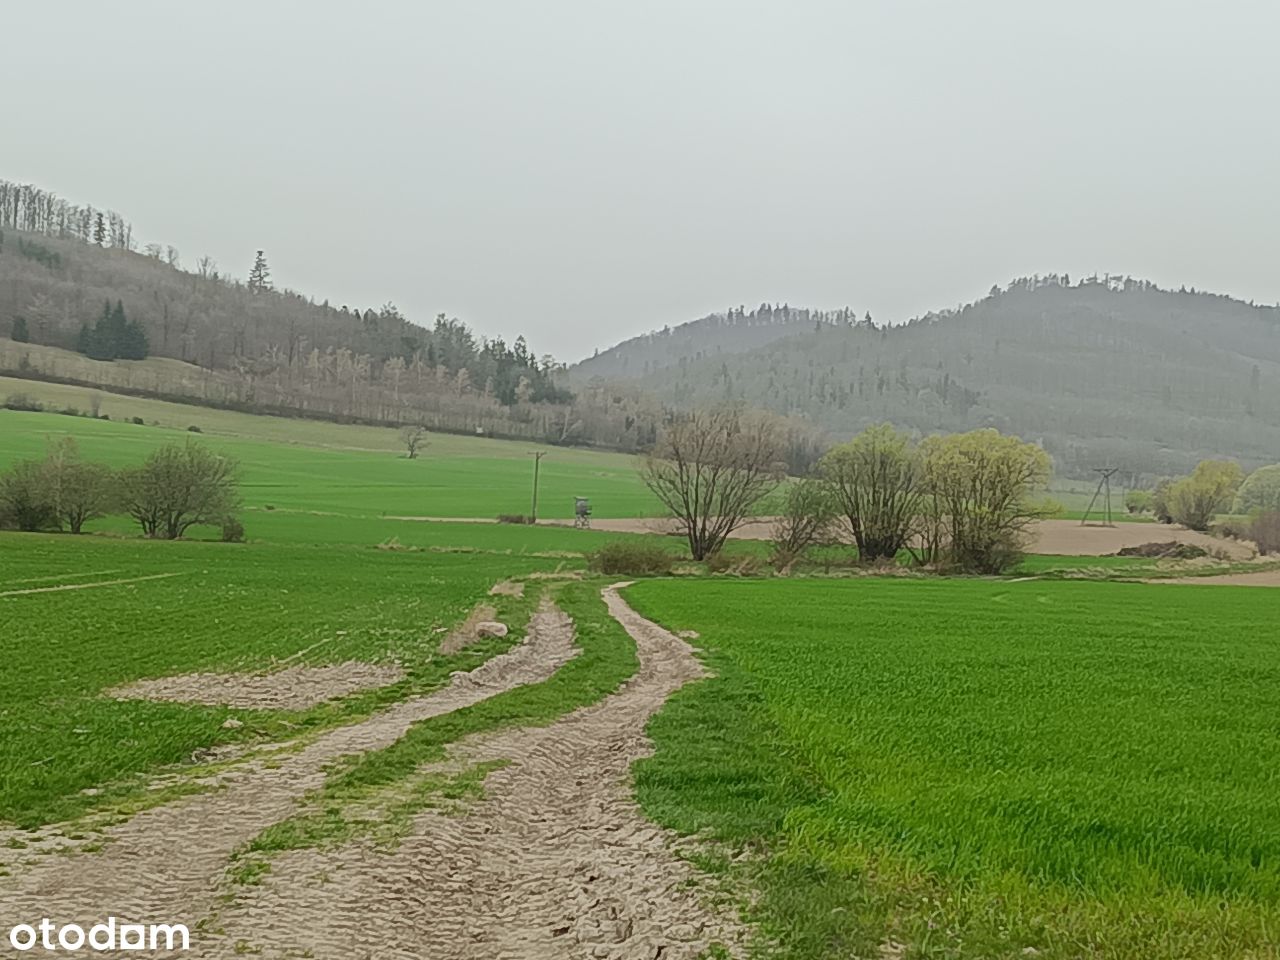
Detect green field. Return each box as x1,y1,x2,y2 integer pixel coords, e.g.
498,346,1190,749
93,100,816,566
0,396,659,521
0,533,570,827
625,577,1280,958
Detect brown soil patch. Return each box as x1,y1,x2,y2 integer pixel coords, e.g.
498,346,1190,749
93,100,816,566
557,516,1257,561
109,661,407,711
1145,570,1280,587
0,601,581,952
1027,519,1254,560
439,602,500,654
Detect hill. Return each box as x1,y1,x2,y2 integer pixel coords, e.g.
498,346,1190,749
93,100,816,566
571,275,1280,479
0,178,667,451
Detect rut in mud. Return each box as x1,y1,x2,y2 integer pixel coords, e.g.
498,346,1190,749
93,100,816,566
0,587,746,959
0,600,579,949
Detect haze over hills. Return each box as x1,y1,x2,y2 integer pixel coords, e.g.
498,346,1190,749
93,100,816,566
4,178,1278,480
572,276,1280,479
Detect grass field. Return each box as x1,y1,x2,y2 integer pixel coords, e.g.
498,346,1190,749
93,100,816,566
0,396,659,521
0,532,572,828
626,577,1280,959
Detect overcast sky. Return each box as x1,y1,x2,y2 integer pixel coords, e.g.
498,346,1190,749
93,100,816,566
4,1,1278,361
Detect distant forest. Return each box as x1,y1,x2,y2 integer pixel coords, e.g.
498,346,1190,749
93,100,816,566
0,179,684,454
572,276,1280,479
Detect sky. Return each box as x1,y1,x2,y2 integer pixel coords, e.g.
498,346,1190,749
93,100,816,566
4,0,1278,361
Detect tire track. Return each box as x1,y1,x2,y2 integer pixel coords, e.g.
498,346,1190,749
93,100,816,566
203,583,745,960
0,601,580,949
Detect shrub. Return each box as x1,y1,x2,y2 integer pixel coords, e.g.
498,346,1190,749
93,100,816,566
770,477,836,571
706,551,764,576
130,416,145,426
187,424,203,433
1250,512,1280,556
1124,490,1154,514
0,460,58,531
58,406,82,417
1167,460,1244,531
1212,517,1252,542
43,437,116,534
3,393,43,412
118,441,240,539
220,516,246,543
1234,465,1280,515
589,541,675,576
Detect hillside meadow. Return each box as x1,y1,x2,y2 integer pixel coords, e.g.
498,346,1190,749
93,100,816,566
0,389,661,522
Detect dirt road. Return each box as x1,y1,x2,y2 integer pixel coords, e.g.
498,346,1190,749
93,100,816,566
0,590,743,959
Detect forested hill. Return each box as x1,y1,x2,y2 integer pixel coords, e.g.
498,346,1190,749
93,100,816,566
0,178,637,448
574,303,863,380
572,276,1280,478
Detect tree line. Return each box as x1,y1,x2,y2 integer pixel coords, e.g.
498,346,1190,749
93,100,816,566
641,409,1051,573
1133,458,1280,554
0,438,241,541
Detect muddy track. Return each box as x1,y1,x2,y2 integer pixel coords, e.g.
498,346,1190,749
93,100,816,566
0,587,745,959
0,601,580,950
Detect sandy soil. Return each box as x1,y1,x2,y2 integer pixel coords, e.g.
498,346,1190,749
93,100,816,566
438,602,500,654
1144,570,1280,587
553,516,1255,560
109,661,406,711
0,591,744,959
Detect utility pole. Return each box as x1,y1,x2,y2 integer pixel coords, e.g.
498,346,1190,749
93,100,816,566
530,451,547,522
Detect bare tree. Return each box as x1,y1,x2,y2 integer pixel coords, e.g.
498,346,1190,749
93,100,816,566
770,476,835,572
43,437,115,534
400,424,429,459
641,407,785,560
118,441,240,539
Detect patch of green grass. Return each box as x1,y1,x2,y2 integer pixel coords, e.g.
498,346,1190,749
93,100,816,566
626,577,1280,959
0,531,567,828
0,405,660,520
242,579,636,859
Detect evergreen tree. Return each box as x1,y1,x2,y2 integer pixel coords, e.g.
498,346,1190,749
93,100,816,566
248,250,272,293
11,316,29,342
93,213,106,246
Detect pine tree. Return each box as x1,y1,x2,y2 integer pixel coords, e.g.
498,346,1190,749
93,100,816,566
11,316,29,342
248,250,272,293
93,213,106,246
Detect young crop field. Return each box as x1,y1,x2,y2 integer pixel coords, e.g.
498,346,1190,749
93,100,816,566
0,401,660,520
625,576,1280,959
0,531,572,828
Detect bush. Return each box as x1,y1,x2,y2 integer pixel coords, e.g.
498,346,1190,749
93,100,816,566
1212,517,1252,541
770,477,836,571
0,461,58,531
130,416,145,426
118,441,240,539
3,393,43,412
1250,512,1280,556
1235,465,1280,515
706,550,764,576
496,514,535,525
589,541,675,576
220,516,246,543
1124,490,1154,515
1167,461,1244,531
187,424,203,433
58,406,82,417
